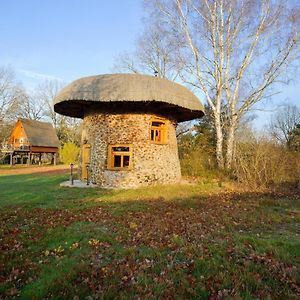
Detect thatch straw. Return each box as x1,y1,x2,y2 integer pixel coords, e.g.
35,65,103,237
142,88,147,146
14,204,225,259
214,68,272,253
54,74,204,122
19,119,60,147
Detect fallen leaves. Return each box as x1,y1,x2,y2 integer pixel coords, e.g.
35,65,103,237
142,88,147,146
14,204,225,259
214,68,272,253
0,190,299,299
88,239,111,249
129,222,138,230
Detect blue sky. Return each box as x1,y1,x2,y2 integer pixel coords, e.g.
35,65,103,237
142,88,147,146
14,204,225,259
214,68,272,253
0,0,142,88
0,0,298,128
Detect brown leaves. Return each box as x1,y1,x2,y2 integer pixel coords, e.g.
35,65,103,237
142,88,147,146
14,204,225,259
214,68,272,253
88,239,111,249
0,190,299,298
6,287,19,297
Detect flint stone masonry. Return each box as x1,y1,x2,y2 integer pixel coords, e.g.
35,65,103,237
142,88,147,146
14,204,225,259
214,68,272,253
54,74,205,189
80,113,181,188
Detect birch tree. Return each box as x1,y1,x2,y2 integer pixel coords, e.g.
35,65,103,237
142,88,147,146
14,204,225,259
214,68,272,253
117,0,300,169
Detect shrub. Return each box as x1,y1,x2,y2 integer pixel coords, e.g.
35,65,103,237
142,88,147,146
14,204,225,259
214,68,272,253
178,131,219,179
234,138,300,189
59,142,80,165
180,149,217,178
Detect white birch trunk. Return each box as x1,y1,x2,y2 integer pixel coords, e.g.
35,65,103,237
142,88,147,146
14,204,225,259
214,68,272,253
214,113,224,169
225,115,238,169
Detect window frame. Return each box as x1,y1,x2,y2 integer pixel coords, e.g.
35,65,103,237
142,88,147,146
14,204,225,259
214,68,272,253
149,117,167,144
107,144,133,171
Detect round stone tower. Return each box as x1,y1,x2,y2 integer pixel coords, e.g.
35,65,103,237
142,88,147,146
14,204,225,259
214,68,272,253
54,74,204,188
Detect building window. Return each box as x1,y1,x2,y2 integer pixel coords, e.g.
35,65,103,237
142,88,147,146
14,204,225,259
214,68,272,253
107,144,132,170
150,118,167,144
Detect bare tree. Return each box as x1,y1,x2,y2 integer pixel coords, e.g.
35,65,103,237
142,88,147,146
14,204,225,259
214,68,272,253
269,103,300,144
114,20,182,80
34,80,65,127
34,80,81,145
0,66,25,147
0,66,23,123
0,68,81,149
18,89,46,120
116,0,300,169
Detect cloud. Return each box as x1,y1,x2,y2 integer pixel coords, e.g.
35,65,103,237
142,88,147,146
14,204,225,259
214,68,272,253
17,69,63,82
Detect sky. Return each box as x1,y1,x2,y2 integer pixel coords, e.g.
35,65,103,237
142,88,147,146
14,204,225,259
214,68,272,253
0,0,142,88
0,0,298,129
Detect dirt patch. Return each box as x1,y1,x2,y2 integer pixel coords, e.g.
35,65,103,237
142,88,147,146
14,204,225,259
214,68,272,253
0,165,72,176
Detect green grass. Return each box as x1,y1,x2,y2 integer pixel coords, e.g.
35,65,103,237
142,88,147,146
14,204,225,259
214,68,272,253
0,173,299,299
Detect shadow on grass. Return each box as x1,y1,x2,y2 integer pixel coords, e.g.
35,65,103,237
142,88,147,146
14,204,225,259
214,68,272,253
0,173,299,299
1,173,299,210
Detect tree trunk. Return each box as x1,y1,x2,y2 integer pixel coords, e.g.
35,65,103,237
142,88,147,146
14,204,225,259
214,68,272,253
225,116,238,169
215,116,224,169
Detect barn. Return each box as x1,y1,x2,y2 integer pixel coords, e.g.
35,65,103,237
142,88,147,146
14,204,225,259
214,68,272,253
54,74,204,188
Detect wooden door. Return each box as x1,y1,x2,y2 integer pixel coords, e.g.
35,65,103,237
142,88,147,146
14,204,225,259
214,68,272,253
81,144,91,180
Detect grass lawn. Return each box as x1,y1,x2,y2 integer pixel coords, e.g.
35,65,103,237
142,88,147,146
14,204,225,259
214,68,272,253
0,173,299,299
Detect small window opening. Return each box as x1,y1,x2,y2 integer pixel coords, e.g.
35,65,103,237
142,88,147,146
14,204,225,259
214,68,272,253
150,118,167,143
114,155,122,168
108,144,132,170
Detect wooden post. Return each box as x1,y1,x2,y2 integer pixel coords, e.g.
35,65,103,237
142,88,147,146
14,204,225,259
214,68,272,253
53,153,57,165
10,153,13,166
39,153,42,165
28,153,31,165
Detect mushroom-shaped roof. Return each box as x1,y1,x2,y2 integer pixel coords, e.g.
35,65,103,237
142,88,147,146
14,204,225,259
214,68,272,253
54,74,204,122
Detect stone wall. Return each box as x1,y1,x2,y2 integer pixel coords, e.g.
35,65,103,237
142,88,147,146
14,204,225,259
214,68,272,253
80,113,181,188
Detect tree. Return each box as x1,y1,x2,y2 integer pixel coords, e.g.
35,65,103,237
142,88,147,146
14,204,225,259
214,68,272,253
34,80,81,146
288,124,300,151
0,66,24,146
116,0,300,169
59,142,80,165
114,21,182,80
0,66,22,122
0,67,81,149
34,80,64,127
269,103,300,144
18,90,46,120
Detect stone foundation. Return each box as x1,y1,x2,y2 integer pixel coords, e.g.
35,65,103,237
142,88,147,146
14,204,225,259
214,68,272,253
79,113,181,188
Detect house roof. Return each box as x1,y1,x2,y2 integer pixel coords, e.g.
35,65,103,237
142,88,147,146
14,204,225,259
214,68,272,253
19,118,60,148
54,74,205,122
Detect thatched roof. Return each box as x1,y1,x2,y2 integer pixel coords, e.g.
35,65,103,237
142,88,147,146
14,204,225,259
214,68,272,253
54,74,204,122
20,119,60,148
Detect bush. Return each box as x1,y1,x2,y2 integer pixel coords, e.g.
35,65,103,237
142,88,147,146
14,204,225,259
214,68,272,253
178,132,219,179
234,138,300,189
59,142,80,165
180,149,217,178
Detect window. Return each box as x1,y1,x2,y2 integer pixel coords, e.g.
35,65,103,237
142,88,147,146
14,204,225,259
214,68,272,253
150,118,167,144
107,144,132,170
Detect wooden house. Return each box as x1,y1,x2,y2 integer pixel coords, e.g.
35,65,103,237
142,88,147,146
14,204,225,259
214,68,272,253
7,118,60,165
54,74,204,188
